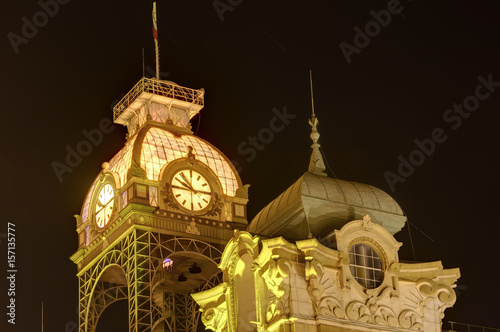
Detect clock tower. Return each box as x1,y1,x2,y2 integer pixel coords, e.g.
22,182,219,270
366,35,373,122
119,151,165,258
70,77,249,332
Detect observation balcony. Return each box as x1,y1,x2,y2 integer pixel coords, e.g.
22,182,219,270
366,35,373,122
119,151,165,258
113,77,205,126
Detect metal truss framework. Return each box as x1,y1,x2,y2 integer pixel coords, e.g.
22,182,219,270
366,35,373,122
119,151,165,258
78,228,223,332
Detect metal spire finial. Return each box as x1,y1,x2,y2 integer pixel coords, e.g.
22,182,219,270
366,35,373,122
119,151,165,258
308,70,327,176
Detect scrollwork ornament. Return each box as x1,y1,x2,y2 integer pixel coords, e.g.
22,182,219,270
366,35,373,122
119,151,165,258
205,192,224,216
373,305,398,327
305,260,344,318
416,278,456,305
365,286,392,301
266,298,284,323
398,309,424,331
201,306,228,332
261,258,291,323
162,183,178,210
318,296,344,318
346,301,372,323
261,258,291,298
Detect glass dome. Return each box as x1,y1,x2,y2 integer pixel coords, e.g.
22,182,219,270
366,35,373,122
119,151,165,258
80,126,240,224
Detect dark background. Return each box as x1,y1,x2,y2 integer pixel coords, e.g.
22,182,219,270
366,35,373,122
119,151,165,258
1,0,499,331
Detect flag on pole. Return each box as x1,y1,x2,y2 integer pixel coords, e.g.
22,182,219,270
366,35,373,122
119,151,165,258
152,2,158,41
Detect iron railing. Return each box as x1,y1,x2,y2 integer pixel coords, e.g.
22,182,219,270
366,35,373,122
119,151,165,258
113,77,204,122
445,321,500,332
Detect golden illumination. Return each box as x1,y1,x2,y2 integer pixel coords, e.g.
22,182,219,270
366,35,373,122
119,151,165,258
95,184,114,228
171,169,212,211
109,135,137,186
141,128,237,196
81,178,98,223
81,127,239,223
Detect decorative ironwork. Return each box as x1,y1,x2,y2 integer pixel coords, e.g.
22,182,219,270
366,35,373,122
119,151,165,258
113,78,204,122
77,230,224,332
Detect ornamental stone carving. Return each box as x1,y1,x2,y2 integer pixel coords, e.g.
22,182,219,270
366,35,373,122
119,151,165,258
192,222,459,332
304,259,344,318
398,309,424,331
261,257,291,322
416,278,456,305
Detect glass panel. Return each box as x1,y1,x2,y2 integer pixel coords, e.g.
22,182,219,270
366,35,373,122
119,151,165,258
81,177,98,223
349,244,384,289
109,135,137,186
141,128,238,196
85,225,89,246
120,190,128,210
149,186,158,206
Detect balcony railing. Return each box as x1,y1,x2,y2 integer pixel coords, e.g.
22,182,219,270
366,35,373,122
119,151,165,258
445,321,500,332
113,77,204,122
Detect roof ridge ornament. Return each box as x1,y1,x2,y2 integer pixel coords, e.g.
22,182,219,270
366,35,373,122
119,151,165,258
308,70,327,176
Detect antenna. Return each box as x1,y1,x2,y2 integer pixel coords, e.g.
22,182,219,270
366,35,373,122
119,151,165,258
309,69,315,116
41,302,44,332
142,48,145,78
152,2,160,79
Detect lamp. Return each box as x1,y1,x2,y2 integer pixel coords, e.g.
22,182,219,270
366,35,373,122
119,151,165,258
189,263,202,274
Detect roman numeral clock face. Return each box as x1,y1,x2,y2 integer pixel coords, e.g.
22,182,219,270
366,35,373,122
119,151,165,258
171,170,212,212
95,184,115,228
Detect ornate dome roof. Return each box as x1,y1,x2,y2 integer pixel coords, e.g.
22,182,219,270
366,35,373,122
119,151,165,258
80,124,241,223
247,172,406,240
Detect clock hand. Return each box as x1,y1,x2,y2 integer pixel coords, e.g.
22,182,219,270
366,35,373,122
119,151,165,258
179,173,198,194
180,172,194,188
175,177,192,190
176,178,199,196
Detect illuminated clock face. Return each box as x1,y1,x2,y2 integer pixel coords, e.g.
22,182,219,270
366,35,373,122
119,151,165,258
171,169,212,212
95,184,115,228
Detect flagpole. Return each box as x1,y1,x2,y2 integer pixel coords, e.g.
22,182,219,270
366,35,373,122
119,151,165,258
155,37,160,80
153,2,160,79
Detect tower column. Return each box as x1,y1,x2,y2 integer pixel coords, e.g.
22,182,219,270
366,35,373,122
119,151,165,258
77,229,153,332
127,229,152,332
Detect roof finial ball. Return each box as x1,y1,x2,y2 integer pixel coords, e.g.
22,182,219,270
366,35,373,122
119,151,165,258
101,162,110,171
308,70,327,176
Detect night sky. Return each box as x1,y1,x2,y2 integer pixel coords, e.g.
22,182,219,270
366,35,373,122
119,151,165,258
2,0,500,331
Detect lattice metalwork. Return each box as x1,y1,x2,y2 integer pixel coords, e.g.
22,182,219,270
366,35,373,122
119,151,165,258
87,282,128,331
113,78,204,122
77,228,224,332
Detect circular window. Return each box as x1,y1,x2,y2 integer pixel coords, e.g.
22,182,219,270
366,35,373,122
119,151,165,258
349,243,384,289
